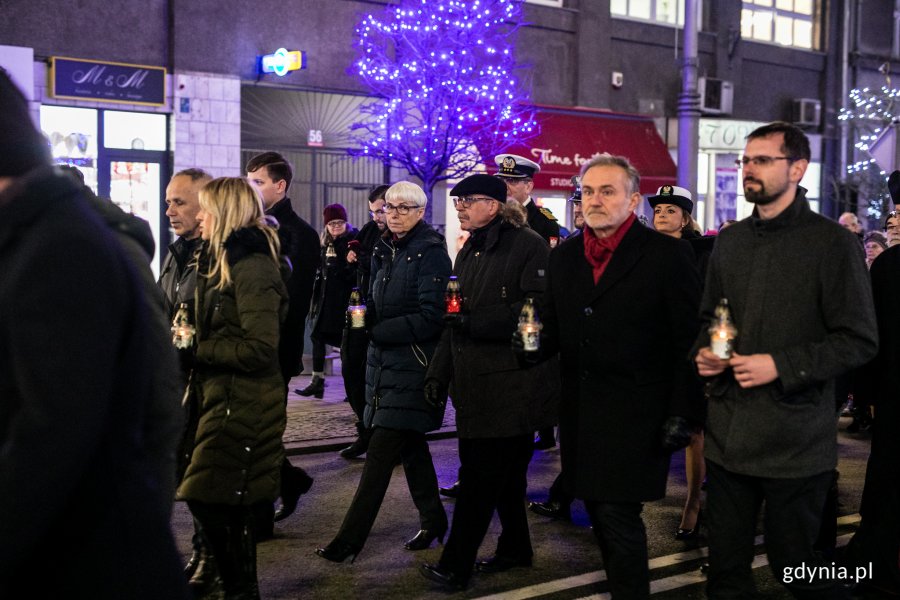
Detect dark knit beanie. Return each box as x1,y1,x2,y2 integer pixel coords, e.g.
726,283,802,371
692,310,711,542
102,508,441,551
0,70,51,177
323,203,348,223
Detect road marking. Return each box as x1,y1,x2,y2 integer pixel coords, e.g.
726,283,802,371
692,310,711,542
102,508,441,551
473,515,860,600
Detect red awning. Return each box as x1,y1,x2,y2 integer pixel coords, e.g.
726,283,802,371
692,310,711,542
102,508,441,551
484,104,676,195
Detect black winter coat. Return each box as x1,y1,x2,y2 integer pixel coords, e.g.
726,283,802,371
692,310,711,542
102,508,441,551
177,228,288,506
543,219,702,502
0,168,187,599
364,221,452,433
309,228,358,346
267,197,320,379
353,219,386,295
428,214,560,438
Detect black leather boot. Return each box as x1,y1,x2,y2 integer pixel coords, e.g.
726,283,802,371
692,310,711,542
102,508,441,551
295,375,325,398
274,461,314,522
339,423,371,459
187,542,223,599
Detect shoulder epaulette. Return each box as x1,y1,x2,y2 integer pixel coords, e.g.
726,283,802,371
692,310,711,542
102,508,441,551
539,207,557,221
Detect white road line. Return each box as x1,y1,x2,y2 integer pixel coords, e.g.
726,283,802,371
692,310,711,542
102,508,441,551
474,515,860,600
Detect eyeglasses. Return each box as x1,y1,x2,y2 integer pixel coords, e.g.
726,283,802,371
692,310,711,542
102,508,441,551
369,209,386,217
384,203,421,215
735,156,795,168
452,196,495,208
326,220,346,228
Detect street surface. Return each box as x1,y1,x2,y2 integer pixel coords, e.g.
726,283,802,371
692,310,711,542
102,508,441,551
170,372,873,599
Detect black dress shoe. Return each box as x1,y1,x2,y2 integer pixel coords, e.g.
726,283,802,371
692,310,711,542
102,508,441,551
528,500,571,521
404,528,446,551
274,467,314,522
475,555,532,573
439,481,460,498
315,539,362,564
419,563,467,590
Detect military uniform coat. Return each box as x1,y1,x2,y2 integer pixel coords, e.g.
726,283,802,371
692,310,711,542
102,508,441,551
525,198,560,246
177,228,289,506
542,219,702,502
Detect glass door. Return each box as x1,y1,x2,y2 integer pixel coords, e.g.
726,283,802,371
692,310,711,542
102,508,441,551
99,151,167,278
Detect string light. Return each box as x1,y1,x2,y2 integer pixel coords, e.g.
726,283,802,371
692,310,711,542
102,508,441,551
349,0,537,212
839,86,899,216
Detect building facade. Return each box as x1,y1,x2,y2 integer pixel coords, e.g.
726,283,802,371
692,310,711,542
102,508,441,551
1,0,896,268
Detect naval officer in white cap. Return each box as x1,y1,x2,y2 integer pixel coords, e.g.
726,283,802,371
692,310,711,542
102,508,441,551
494,154,560,247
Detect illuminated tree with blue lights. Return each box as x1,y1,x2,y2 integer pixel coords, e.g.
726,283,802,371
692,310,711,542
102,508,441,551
350,0,537,220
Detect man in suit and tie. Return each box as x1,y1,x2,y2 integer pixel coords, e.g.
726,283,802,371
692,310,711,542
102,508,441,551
538,153,702,598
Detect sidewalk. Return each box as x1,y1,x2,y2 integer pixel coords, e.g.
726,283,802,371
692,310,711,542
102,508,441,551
283,358,457,455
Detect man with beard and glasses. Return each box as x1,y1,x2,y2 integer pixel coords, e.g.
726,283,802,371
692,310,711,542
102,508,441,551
693,122,878,599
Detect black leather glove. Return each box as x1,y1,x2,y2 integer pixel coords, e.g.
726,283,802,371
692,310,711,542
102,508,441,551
423,378,448,410
660,416,694,453
443,312,470,333
511,330,542,367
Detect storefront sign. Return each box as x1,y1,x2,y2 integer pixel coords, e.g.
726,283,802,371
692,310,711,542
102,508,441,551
698,119,765,151
51,57,166,106
260,48,306,77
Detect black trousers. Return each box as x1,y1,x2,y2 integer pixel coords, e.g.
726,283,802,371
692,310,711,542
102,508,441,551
439,434,534,583
335,426,446,548
548,471,575,507
706,460,844,599
311,337,327,373
584,500,649,600
340,327,368,422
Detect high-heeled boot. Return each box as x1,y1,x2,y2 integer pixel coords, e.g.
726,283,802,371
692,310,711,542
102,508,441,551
339,422,371,459
295,375,325,398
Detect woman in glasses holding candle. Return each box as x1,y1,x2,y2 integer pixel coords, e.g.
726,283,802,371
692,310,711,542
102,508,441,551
177,177,288,600
648,185,712,543
316,181,451,563
297,204,358,398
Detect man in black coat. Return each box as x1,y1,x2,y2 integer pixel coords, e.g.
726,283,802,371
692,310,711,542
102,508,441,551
338,184,390,459
0,70,187,599
420,174,559,591
846,188,900,597
540,154,702,599
246,152,319,527
694,123,878,599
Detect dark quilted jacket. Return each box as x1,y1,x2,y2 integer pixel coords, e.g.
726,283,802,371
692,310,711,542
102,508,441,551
364,221,452,433
177,227,288,505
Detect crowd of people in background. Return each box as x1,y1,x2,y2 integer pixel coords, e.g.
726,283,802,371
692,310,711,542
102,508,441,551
3,62,900,600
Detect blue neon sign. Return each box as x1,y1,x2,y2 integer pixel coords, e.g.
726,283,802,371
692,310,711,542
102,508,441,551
260,48,307,77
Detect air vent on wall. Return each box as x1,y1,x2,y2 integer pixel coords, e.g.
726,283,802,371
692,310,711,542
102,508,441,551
793,98,821,127
698,77,734,115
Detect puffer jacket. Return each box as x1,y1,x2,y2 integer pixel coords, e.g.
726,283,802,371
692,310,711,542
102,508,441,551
177,227,288,505
364,220,452,433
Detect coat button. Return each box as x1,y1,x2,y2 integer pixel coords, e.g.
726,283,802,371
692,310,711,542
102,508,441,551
581,338,590,347
584,307,593,316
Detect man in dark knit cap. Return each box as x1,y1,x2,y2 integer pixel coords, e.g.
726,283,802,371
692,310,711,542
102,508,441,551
0,70,187,599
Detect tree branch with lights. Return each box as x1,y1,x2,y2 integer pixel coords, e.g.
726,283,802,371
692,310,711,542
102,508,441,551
349,0,538,220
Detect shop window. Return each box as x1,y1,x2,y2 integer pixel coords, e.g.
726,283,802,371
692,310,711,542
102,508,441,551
104,111,167,151
611,0,691,27
741,0,817,50
40,105,99,193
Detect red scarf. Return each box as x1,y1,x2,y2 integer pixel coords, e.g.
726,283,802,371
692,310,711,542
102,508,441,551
583,212,636,284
